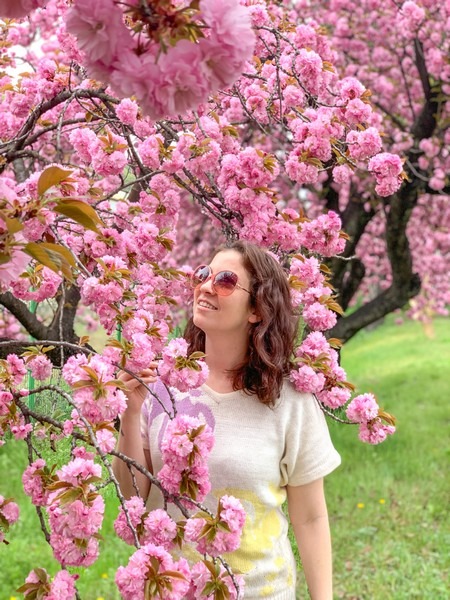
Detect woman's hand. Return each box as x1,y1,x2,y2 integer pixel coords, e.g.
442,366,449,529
117,362,159,415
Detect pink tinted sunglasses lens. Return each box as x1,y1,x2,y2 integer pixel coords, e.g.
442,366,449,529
213,271,238,295
191,265,210,288
190,266,239,296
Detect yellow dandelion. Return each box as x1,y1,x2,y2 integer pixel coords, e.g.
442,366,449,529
357,502,365,509
101,573,109,579
379,498,386,504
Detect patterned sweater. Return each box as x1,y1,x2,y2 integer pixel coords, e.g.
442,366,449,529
141,379,341,599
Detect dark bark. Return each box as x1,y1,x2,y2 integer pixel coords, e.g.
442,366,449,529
325,37,441,342
329,184,422,341
340,258,366,310
0,285,94,365
327,189,375,310
0,292,49,340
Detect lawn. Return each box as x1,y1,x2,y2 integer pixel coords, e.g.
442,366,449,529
1,317,449,599
317,316,450,599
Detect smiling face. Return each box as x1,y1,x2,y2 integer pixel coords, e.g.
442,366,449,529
192,249,259,338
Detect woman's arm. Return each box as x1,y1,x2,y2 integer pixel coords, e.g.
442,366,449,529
112,411,153,500
112,365,157,500
286,478,333,600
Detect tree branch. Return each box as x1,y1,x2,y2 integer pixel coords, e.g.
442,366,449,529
410,39,440,140
0,292,49,339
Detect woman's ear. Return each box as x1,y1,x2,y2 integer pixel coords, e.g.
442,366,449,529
248,310,261,324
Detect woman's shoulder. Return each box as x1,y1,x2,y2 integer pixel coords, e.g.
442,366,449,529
275,379,324,419
278,378,315,404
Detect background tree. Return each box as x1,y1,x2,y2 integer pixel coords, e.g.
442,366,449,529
0,2,401,597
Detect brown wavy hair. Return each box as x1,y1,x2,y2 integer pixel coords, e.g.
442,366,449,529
184,240,299,406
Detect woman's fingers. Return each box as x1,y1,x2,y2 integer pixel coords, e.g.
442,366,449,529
116,366,159,396
117,364,159,381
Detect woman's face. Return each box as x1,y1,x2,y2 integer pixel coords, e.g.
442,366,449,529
192,249,259,337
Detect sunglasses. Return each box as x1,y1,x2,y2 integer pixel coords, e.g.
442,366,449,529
190,265,251,296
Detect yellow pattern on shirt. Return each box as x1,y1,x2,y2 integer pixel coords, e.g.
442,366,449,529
213,484,286,574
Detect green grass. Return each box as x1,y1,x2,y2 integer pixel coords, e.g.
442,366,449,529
0,440,132,599
312,316,449,599
1,317,449,599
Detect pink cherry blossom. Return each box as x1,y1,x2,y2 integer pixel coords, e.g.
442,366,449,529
290,365,326,394
358,420,396,445
115,544,190,600
50,532,99,567
159,338,209,392
22,568,78,600
65,0,133,68
0,0,48,19
346,393,380,423
116,98,138,127
28,354,53,381
316,386,352,409
368,152,403,197
22,459,51,506
5,354,27,387
187,560,244,599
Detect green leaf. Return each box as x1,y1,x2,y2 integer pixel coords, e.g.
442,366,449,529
202,559,217,577
24,242,76,281
0,214,23,234
0,253,12,265
37,166,73,196
72,379,95,390
34,567,49,583
162,570,188,580
84,476,103,485
54,198,103,232
202,582,218,596
57,488,82,506
189,351,206,360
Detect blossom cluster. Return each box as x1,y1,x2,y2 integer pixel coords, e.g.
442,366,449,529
45,453,105,567
187,560,245,600
22,458,54,506
114,497,178,550
0,494,20,544
64,0,255,119
115,543,191,600
0,356,33,442
346,393,396,445
62,353,127,424
0,387,32,442
114,507,245,599
0,0,47,19
290,332,352,409
185,495,246,557
289,250,341,332
158,414,214,504
18,568,78,600
159,338,209,392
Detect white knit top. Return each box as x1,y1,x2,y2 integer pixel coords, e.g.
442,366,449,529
141,379,341,599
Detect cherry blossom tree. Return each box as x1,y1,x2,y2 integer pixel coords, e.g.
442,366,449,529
288,0,450,338
0,0,414,597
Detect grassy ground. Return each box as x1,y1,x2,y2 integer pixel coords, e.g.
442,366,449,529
303,316,449,600
1,317,449,599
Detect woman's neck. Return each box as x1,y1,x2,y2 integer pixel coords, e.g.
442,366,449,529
203,335,248,392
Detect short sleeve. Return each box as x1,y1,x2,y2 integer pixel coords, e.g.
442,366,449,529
280,386,341,487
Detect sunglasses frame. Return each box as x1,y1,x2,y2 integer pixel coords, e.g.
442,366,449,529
190,265,251,296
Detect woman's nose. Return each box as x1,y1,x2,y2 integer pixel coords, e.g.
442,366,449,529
200,276,215,294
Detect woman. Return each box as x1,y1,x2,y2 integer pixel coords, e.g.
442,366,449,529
114,240,341,600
